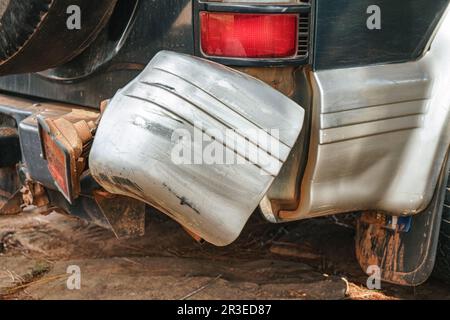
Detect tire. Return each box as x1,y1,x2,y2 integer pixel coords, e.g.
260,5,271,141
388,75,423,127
0,0,118,75
0,0,52,62
433,168,450,283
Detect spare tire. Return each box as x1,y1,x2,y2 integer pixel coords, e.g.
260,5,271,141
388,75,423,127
0,0,118,76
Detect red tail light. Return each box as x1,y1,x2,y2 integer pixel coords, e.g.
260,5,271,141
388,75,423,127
200,12,298,59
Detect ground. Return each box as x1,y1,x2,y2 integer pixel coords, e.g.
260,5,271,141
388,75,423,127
0,209,449,300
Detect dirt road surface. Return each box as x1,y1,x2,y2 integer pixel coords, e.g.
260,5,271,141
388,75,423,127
0,209,449,300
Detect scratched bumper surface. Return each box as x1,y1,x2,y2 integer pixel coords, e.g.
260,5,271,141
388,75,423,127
89,51,304,246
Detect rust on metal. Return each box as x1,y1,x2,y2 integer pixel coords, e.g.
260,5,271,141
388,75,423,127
21,180,49,209
99,99,110,114
234,66,298,97
355,211,407,285
0,169,51,215
38,109,100,202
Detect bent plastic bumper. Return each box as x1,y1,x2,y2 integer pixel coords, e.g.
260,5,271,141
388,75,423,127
89,51,305,246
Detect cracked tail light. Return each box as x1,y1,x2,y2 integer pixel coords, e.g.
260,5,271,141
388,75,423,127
38,110,99,203
39,121,73,201
200,12,298,59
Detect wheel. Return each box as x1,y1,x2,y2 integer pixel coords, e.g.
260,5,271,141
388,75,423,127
433,168,450,283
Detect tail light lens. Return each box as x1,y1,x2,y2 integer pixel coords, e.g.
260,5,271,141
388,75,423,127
40,128,71,199
200,12,298,59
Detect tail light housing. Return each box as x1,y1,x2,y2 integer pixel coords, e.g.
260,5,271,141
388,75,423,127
38,110,100,203
194,1,311,66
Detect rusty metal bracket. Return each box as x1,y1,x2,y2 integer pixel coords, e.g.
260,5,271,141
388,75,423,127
21,179,49,209
0,167,51,215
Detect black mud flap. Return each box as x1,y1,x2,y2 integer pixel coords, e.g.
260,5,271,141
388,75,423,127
355,154,450,286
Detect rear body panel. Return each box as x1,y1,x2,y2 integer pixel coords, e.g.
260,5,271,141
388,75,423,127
263,6,450,221
313,0,449,69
